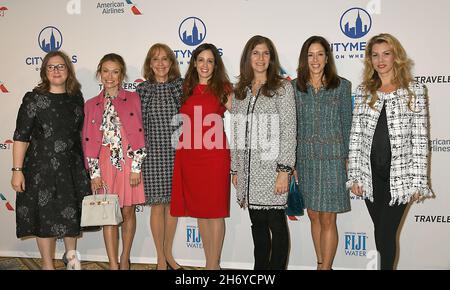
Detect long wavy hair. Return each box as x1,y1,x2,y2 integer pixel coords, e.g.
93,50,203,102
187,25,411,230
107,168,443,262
234,35,283,100
96,53,127,85
142,43,180,83
362,33,414,110
35,51,81,96
296,36,340,92
182,43,231,105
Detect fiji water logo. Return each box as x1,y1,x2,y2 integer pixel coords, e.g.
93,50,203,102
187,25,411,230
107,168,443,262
0,82,9,93
0,193,14,211
186,225,203,249
0,139,13,150
0,6,8,17
38,26,63,53
344,232,367,256
340,8,372,39
179,17,207,46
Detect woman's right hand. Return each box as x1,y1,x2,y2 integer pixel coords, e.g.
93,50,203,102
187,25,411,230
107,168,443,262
351,183,363,196
11,171,25,192
232,175,238,189
91,177,104,193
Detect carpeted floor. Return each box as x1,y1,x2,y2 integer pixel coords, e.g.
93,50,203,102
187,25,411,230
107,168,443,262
0,256,199,270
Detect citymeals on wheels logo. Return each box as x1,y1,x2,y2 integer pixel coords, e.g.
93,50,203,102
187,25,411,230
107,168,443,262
178,17,207,46
38,26,63,53
26,26,78,71
330,7,373,60
340,8,372,39
174,17,223,66
186,225,203,249
344,232,367,257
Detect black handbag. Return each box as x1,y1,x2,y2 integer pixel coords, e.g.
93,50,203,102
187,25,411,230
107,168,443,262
285,177,305,216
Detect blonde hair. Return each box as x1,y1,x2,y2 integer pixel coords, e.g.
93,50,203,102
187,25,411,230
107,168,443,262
362,33,414,110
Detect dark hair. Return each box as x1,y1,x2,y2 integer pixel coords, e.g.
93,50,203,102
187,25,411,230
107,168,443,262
35,51,81,96
234,35,283,100
142,43,180,83
96,53,127,84
296,36,340,92
182,43,231,105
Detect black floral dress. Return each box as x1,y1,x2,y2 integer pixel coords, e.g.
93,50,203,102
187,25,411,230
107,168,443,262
13,90,91,238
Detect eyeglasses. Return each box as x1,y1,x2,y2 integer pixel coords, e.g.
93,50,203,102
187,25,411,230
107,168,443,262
46,64,67,72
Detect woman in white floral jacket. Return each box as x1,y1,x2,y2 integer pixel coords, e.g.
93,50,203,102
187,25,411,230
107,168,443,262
347,33,432,270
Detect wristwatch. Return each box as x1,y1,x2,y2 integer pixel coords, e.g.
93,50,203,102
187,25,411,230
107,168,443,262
11,167,23,171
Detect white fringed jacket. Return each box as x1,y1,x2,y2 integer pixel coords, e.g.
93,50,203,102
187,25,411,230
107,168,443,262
346,81,432,205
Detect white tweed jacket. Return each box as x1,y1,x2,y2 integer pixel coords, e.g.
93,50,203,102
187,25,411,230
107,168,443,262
346,81,432,205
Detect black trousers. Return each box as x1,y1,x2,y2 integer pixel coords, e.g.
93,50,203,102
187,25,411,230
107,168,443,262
248,209,289,270
365,173,407,270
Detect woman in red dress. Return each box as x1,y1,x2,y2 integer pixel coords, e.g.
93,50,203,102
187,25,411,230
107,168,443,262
171,43,232,270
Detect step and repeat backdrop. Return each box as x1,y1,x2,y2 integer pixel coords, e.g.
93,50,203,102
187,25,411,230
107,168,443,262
0,0,449,269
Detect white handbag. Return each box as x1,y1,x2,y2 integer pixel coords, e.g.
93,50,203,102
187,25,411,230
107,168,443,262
80,185,123,227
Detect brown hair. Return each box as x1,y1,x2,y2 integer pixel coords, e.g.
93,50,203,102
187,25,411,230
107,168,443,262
35,51,81,96
296,35,340,92
362,33,414,110
182,43,231,105
96,53,127,84
142,43,180,83
234,35,283,100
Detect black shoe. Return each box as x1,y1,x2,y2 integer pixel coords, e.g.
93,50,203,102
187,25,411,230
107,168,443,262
167,260,183,270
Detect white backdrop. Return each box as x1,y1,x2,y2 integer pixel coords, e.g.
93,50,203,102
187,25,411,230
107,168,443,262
0,0,449,270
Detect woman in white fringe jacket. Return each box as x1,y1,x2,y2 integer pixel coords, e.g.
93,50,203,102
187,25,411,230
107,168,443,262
347,33,432,270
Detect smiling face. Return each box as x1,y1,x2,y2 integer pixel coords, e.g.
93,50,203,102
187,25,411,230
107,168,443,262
195,49,215,84
100,60,122,95
307,42,327,78
150,48,171,83
46,55,68,91
250,43,270,76
371,41,395,79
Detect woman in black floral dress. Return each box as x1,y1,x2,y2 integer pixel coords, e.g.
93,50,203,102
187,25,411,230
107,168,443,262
11,51,91,270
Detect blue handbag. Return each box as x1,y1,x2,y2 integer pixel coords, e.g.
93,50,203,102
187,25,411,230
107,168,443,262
285,177,305,216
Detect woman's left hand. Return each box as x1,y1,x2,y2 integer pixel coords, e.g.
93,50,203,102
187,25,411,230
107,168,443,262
274,172,289,195
411,192,423,203
130,172,141,187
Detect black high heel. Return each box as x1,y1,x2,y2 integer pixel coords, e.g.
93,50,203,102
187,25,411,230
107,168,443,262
167,260,184,270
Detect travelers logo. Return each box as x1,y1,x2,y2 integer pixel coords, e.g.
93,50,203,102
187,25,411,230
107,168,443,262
0,82,9,93
344,232,367,256
340,8,372,39
178,17,207,46
98,78,143,91
38,26,63,53
0,139,13,150
186,225,203,249
0,6,7,17
0,193,14,211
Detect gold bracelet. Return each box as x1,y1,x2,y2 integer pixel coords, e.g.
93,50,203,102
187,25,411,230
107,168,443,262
11,167,23,171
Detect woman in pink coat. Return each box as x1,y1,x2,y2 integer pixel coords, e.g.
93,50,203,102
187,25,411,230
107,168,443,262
82,53,146,270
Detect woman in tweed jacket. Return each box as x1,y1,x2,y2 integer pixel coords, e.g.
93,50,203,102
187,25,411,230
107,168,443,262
292,36,352,270
136,44,184,270
231,35,296,270
347,33,432,269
